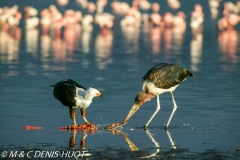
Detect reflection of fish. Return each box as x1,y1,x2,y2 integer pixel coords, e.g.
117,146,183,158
51,79,102,127
109,63,193,130
23,126,44,130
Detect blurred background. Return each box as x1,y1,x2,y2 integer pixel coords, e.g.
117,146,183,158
0,0,240,71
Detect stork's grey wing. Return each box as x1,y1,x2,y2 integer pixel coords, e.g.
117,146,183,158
142,63,193,89
142,63,169,82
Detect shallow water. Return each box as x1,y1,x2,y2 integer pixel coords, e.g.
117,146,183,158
0,0,240,159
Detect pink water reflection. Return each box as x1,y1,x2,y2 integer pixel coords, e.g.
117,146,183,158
0,0,240,75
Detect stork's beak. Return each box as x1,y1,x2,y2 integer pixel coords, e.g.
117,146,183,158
96,93,102,97
106,103,141,130
123,103,141,124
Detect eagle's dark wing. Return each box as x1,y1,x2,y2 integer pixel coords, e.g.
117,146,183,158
66,79,86,90
52,79,85,107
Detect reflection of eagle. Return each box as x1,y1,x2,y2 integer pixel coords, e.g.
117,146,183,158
51,79,102,127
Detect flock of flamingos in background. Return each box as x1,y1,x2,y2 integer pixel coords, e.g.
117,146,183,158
0,0,239,71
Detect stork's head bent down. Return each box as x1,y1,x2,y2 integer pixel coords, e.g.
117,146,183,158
134,92,154,105
123,92,154,124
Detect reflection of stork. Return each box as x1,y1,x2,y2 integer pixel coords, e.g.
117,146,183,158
166,130,176,149
114,128,176,158
139,130,160,158
110,63,193,130
123,133,139,151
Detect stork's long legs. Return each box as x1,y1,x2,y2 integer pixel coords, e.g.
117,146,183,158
144,95,160,128
166,92,177,128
